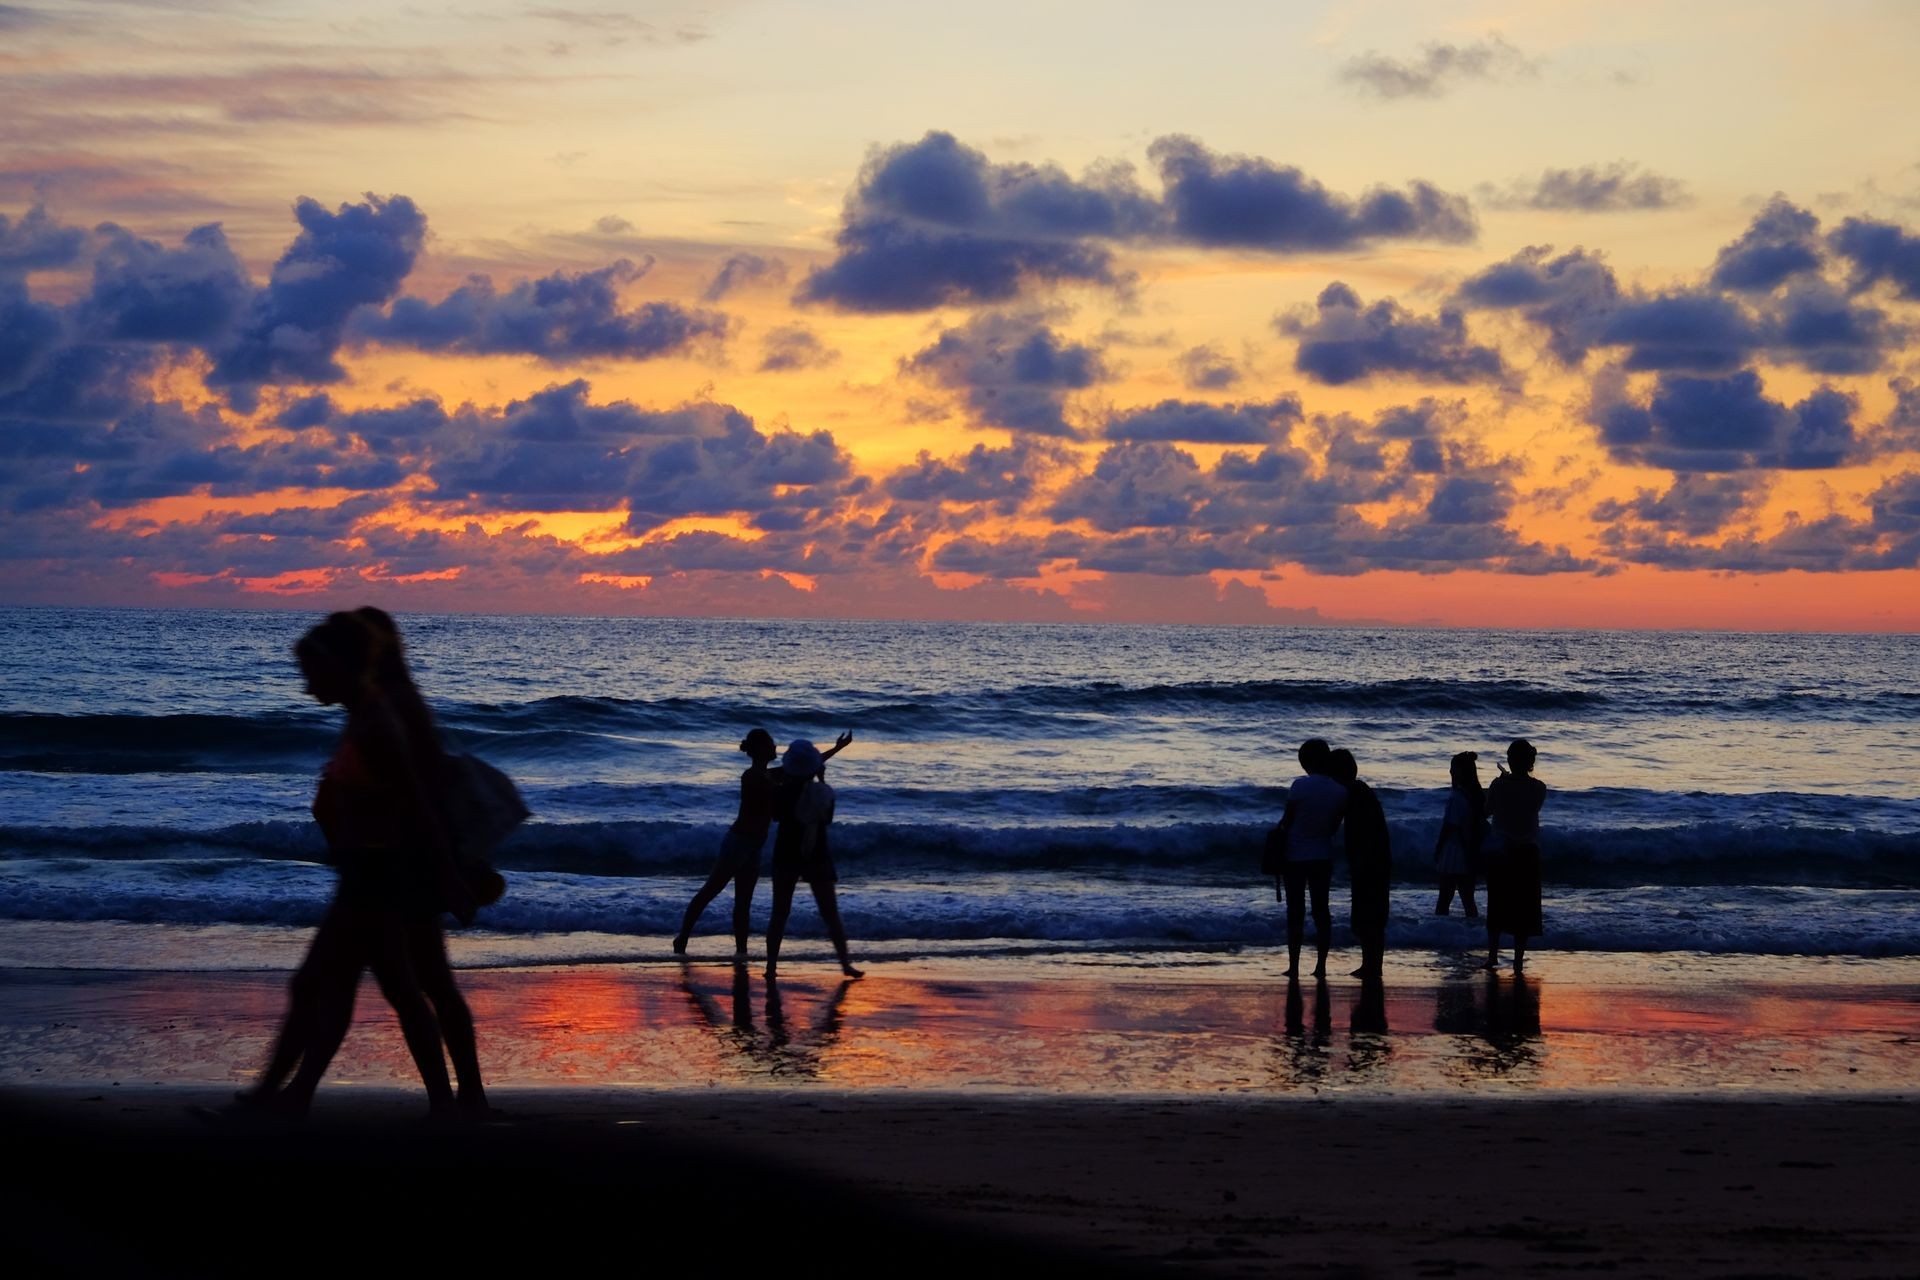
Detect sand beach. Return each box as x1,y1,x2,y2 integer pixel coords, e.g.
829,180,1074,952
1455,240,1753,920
4,929,1917,1275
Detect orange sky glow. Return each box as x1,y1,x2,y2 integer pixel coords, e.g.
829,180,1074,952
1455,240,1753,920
4,0,1918,629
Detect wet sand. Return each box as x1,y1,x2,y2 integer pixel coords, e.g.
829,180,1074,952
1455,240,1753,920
3,944,1917,1093
4,941,1918,1273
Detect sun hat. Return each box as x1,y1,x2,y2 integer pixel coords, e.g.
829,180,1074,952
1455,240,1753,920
781,739,824,776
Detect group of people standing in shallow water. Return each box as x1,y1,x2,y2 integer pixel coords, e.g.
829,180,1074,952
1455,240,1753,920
241,609,1548,1117
1273,737,1548,984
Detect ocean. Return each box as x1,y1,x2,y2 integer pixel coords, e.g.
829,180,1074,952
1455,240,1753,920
2,607,1917,965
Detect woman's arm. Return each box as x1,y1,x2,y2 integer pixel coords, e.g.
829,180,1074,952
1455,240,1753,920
821,730,854,763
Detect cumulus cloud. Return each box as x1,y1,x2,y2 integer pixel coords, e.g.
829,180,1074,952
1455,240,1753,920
0,204,87,274
702,252,786,302
1460,234,1899,375
1590,473,1766,537
1147,135,1475,250
1590,367,1865,471
417,380,861,532
1483,163,1689,213
1102,396,1302,444
1830,215,1920,299
1177,343,1240,390
207,194,426,407
1278,282,1507,386
1591,289,1761,373
355,259,727,362
904,311,1106,436
797,131,1475,311
80,222,251,343
796,132,1144,311
1598,470,1920,572
1766,280,1901,375
1711,198,1823,291
882,441,1051,514
757,323,837,372
0,279,64,392
1339,35,1540,100
1454,244,1621,364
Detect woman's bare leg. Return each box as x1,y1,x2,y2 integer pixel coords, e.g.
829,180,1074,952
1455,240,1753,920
410,918,485,1112
809,881,863,978
247,898,355,1101
763,874,797,978
730,868,759,957
675,863,736,953
368,914,452,1111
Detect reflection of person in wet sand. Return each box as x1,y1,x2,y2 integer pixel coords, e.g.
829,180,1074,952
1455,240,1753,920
241,610,490,1119
1434,972,1544,1079
764,739,863,979
1483,738,1547,971
1274,974,1335,1085
679,967,853,1079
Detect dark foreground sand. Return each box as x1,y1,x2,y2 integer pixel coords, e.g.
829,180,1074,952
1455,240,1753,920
7,1086,1917,1278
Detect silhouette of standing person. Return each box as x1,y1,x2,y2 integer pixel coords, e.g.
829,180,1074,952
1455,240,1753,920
1274,738,1347,979
1482,738,1547,970
674,728,778,959
1329,748,1391,979
763,739,863,979
1433,751,1485,918
241,610,487,1118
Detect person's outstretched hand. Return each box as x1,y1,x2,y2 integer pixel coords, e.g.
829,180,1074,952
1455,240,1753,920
834,730,854,752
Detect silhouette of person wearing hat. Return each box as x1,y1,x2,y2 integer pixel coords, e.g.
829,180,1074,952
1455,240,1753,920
764,736,863,979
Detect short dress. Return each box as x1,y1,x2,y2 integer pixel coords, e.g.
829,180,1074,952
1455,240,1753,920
1435,787,1481,877
1344,779,1392,933
1483,774,1546,941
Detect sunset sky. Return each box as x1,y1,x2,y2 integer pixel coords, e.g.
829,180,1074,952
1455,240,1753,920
4,0,1919,628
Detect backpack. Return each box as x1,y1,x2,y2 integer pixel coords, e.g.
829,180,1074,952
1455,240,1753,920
794,777,836,857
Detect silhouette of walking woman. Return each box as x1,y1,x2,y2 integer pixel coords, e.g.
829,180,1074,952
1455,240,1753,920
1482,738,1547,970
240,609,489,1118
763,738,863,979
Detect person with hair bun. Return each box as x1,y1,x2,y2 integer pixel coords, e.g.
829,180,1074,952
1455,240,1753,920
673,727,784,959
1483,737,1547,971
238,609,489,1119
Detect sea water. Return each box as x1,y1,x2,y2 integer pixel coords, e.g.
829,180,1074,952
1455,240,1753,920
2,607,1916,963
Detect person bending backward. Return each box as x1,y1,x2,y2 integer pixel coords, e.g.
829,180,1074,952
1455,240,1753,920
1483,738,1547,970
763,739,864,979
1275,738,1348,979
